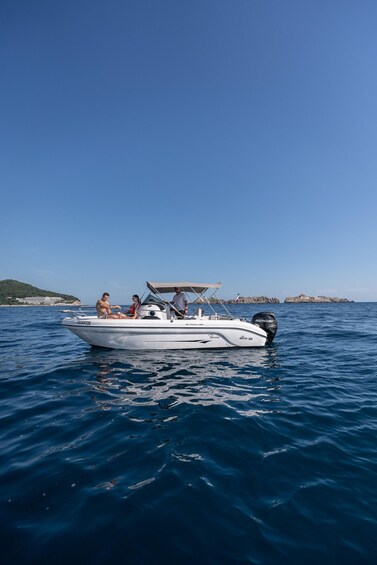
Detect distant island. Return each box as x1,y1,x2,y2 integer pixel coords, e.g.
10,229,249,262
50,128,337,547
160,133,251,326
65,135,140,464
0,279,81,306
228,296,280,304
202,294,352,304
194,296,280,304
284,293,352,303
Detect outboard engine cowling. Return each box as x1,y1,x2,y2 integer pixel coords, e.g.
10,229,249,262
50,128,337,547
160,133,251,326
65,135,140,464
252,312,277,344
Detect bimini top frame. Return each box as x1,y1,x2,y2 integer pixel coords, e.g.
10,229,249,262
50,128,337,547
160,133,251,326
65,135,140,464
147,281,222,294
146,281,234,319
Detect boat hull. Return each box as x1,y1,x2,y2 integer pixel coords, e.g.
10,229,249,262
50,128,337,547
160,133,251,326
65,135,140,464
62,316,269,350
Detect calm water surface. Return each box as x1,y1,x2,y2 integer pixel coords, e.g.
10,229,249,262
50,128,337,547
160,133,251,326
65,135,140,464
1,303,377,564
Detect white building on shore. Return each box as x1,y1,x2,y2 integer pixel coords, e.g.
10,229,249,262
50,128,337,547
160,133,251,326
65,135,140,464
15,296,79,305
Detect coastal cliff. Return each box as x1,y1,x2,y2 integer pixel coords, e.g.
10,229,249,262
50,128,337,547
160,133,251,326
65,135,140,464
284,293,352,303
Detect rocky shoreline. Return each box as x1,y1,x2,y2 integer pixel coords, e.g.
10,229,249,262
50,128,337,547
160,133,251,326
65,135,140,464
284,294,352,303
226,296,280,304
200,294,352,304
207,294,352,304
0,303,81,307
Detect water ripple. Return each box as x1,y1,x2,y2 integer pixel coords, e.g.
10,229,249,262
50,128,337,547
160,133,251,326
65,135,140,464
1,304,377,563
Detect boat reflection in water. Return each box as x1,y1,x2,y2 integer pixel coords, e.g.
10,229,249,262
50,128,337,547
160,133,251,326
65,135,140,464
87,345,282,416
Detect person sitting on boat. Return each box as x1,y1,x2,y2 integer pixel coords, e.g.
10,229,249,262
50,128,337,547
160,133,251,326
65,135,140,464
125,295,141,319
96,293,126,319
171,287,188,318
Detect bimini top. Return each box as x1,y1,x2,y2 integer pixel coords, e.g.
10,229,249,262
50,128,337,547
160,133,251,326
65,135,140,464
147,281,222,294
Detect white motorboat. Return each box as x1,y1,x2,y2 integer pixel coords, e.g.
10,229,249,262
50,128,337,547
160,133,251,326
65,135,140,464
62,281,277,350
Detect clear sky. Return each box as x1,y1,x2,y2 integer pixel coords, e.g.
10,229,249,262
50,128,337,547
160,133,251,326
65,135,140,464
1,0,377,304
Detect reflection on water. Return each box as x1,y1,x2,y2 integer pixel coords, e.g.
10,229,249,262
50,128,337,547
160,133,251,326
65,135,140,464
87,346,282,413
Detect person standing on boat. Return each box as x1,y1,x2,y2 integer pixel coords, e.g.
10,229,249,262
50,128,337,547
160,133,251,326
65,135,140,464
171,287,188,318
96,293,126,319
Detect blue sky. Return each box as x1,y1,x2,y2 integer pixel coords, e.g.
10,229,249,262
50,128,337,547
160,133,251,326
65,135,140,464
1,0,377,304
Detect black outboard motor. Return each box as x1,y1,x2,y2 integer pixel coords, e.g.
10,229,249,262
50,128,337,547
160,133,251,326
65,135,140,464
252,312,277,344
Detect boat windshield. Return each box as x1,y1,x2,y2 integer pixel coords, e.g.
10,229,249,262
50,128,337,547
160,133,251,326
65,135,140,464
142,293,166,307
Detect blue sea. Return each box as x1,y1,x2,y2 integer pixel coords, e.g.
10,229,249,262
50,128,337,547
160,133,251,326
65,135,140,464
1,303,377,564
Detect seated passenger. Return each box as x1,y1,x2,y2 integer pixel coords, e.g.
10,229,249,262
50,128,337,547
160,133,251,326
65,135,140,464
125,294,141,319
96,292,127,319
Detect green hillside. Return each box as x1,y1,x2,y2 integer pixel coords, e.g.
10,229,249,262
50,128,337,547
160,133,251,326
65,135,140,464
0,279,79,305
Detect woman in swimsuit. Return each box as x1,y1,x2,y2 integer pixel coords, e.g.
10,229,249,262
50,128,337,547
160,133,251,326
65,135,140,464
126,295,141,319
